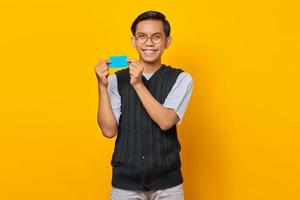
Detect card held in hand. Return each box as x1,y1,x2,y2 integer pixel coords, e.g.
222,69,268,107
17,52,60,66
109,55,128,68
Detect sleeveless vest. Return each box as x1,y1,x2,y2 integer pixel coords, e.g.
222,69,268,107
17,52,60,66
111,64,184,191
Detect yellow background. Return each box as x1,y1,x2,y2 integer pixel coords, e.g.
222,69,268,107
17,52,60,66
1,0,299,199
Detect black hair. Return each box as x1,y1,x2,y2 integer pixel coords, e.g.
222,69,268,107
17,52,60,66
131,11,171,37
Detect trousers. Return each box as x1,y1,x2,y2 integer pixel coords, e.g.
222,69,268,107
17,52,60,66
110,183,184,200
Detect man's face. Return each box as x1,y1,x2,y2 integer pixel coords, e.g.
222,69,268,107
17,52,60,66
131,20,171,64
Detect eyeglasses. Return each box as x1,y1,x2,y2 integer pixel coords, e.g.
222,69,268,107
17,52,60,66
135,33,164,44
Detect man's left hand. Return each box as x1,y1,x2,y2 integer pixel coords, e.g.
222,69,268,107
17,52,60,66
127,59,144,86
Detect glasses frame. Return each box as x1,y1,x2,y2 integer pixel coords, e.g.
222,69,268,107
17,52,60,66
134,32,165,44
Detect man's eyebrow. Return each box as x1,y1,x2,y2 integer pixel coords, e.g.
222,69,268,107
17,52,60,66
136,32,163,35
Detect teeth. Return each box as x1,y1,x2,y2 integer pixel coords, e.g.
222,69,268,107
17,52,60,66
144,51,155,54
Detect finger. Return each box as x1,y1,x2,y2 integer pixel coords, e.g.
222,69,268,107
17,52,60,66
129,67,139,76
99,59,110,64
128,65,137,72
128,66,134,74
127,58,136,62
100,66,109,73
95,63,108,72
100,74,108,81
127,59,138,64
130,61,143,71
129,71,135,78
130,65,143,75
129,66,139,74
129,62,139,69
98,60,109,65
129,66,138,73
104,71,110,78
103,70,109,76
95,67,107,75
130,71,140,80
98,72,108,80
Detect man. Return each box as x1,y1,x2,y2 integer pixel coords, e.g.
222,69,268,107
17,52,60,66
95,11,193,200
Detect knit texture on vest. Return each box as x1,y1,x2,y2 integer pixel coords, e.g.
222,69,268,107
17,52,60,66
111,64,184,191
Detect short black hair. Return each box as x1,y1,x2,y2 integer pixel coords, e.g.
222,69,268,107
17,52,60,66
131,11,171,37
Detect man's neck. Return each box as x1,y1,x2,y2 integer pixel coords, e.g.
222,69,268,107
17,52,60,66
140,59,162,73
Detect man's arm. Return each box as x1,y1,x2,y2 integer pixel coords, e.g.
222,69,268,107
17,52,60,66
133,83,179,131
95,60,118,138
97,83,118,138
128,60,180,131
163,72,194,125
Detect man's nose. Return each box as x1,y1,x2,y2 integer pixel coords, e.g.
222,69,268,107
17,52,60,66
145,38,154,46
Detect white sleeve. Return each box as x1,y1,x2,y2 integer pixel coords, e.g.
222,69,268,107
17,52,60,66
163,72,194,125
107,74,121,125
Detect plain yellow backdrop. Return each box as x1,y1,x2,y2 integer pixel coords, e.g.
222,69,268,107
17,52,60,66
1,0,299,199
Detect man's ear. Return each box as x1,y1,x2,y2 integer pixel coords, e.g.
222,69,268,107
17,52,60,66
131,36,136,48
165,37,172,49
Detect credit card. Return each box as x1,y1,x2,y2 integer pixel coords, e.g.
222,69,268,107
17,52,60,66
109,55,128,68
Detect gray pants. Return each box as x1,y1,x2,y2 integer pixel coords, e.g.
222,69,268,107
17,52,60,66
110,183,184,200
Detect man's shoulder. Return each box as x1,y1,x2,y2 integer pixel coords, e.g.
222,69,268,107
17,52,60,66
163,64,183,72
163,64,193,81
179,71,193,82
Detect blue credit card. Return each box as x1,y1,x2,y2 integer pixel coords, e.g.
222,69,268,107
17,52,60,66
109,55,128,68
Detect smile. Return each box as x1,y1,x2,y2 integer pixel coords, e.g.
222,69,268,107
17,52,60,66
142,49,159,52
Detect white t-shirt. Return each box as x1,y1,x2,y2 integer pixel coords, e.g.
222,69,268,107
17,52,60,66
108,71,194,125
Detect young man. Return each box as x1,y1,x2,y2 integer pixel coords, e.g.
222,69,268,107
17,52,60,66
95,11,193,200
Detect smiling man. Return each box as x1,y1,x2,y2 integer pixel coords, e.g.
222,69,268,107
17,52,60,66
95,11,194,200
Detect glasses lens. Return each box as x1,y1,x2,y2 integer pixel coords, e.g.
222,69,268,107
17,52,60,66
136,34,147,43
151,34,162,44
136,33,163,44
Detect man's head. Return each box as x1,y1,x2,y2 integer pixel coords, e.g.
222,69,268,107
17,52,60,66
130,11,172,64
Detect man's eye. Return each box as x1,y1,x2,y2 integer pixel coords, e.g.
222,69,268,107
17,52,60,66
153,35,161,39
138,35,146,39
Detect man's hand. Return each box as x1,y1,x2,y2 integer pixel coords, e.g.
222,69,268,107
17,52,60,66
94,60,110,86
128,59,144,86
95,59,118,138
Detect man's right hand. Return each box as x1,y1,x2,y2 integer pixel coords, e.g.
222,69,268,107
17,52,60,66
94,60,111,86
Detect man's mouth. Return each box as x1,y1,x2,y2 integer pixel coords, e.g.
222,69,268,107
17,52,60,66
142,49,159,53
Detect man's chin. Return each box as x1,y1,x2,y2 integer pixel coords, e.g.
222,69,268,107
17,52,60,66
140,57,160,64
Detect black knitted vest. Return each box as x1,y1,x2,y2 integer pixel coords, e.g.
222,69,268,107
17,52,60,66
111,64,184,191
